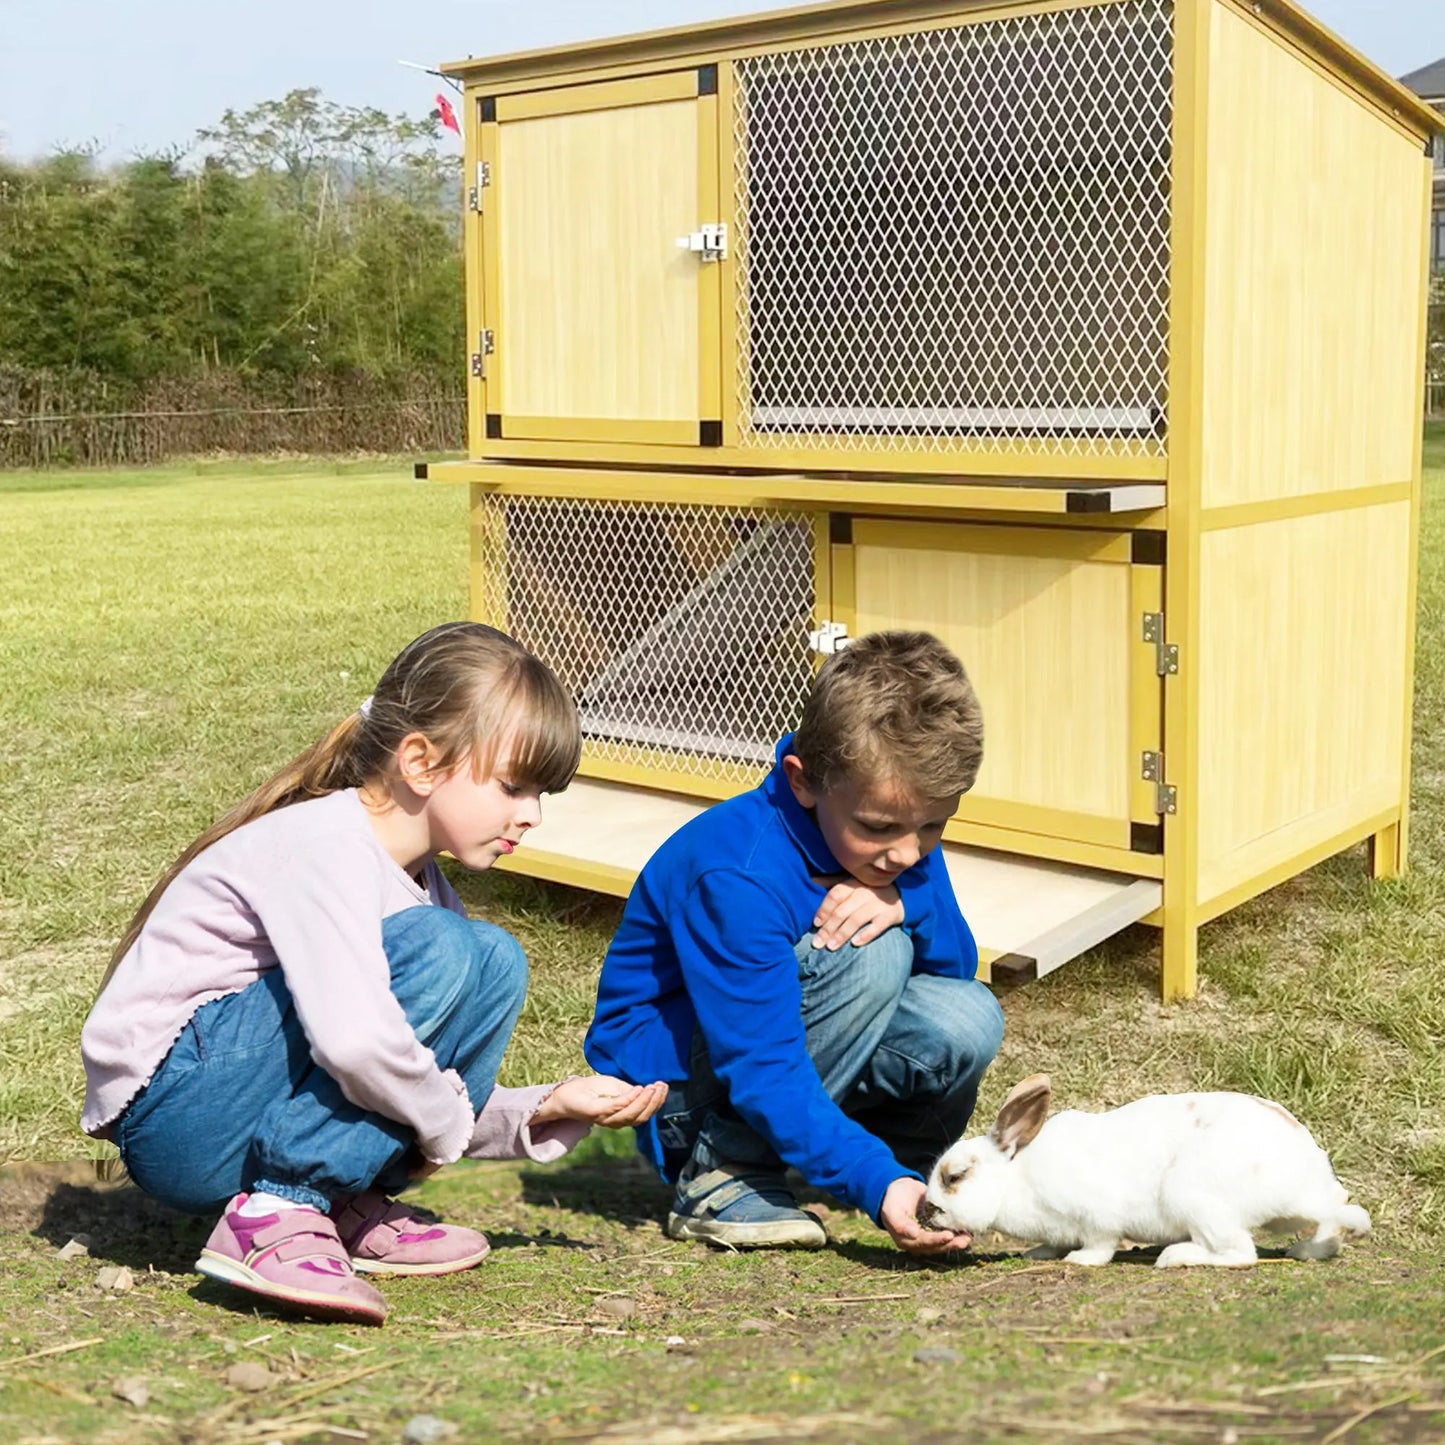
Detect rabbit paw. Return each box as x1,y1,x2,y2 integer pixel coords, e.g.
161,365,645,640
1157,1239,1258,1268
1062,1244,1117,1266
1287,1233,1342,1261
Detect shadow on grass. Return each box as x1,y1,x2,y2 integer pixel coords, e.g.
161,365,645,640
518,1147,672,1232
828,1238,993,1271
33,1179,210,1274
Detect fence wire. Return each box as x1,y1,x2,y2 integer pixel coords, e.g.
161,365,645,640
734,0,1174,457
476,495,817,783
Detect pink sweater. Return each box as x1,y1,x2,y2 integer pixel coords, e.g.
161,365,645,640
81,789,587,1165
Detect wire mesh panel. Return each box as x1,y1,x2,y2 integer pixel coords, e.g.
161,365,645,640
476,495,817,784
734,0,1173,457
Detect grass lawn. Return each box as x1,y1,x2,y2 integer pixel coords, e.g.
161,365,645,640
1,446,1443,1443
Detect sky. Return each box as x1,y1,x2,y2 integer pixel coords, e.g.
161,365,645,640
1,0,1443,163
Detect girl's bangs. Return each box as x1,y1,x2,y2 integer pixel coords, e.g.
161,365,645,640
474,664,582,793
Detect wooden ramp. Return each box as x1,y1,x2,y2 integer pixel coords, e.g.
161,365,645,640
498,779,1160,986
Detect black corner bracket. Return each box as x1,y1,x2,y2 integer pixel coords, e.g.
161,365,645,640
1131,529,1167,566
989,954,1039,993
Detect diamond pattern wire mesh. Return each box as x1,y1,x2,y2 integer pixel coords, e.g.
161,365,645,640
733,0,1174,456
477,495,817,782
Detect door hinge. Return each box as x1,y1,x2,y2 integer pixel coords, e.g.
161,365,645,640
1141,751,1178,815
676,222,728,262
1142,612,1179,676
470,329,494,378
808,620,850,656
467,160,492,213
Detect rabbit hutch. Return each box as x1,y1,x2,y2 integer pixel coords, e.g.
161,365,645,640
422,0,1438,1000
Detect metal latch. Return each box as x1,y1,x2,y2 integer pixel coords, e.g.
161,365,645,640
467,161,491,213
807,621,850,656
676,222,728,262
1141,751,1178,815
469,329,494,379
1142,612,1179,677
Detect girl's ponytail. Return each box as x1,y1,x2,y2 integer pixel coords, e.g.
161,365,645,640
97,710,375,994
98,623,580,998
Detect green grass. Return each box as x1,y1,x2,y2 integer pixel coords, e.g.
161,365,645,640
2,443,1444,1442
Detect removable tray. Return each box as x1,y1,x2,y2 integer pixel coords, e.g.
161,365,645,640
496,778,1161,986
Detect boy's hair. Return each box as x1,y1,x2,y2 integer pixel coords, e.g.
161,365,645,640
792,631,983,799
100,622,580,993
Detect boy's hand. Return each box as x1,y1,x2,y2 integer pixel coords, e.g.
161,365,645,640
880,1177,972,1256
812,878,905,950
530,1076,669,1129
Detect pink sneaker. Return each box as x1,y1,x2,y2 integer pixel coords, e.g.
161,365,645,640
195,1195,387,1325
330,1191,490,1276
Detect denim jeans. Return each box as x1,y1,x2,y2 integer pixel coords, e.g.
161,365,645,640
656,926,1005,1182
114,907,528,1215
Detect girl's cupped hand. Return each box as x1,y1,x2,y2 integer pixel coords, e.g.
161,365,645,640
531,1075,669,1129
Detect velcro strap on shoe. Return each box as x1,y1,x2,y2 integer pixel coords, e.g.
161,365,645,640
682,1170,758,1217
251,1217,349,1265
333,1193,410,1251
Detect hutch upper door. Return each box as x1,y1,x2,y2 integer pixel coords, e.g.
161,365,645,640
480,71,723,446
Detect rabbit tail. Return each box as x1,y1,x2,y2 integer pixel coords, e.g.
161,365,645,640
1337,1203,1372,1238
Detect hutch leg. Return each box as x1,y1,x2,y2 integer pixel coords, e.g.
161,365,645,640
1160,910,1198,1004
1368,818,1408,881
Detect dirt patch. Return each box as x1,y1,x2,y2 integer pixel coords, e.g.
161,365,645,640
0,1160,210,1273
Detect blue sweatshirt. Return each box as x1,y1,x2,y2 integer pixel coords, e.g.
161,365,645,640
583,734,978,1223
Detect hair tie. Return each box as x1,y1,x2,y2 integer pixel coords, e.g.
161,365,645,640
358,695,374,718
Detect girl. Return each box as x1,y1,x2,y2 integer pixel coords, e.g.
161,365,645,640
81,622,667,1325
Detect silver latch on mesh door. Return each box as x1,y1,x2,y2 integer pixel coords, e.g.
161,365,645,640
676,223,728,262
808,621,850,656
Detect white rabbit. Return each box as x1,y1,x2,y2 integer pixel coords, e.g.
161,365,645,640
919,1074,1371,1268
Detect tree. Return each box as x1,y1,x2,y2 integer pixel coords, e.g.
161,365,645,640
0,89,464,387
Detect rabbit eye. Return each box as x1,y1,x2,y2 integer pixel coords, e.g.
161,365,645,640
941,1164,972,1191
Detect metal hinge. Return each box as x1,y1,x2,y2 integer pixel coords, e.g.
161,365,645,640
807,620,850,656
469,329,494,378
1141,751,1178,815
676,222,728,262
467,160,492,213
1142,612,1179,677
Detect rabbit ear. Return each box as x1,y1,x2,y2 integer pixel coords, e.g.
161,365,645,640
989,1074,1051,1157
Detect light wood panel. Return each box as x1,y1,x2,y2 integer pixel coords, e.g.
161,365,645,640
850,520,1136,837
501,777,1159,979
469,485,508,630
464,101,486,457
444,0,1439,144
1380,160,1438,880
496,71,699,121
433,459,1169,517
1196,501,1412,904
1198,3,1429,507
1159,0,1213,1002
477,433,1170,479
496,96,703,425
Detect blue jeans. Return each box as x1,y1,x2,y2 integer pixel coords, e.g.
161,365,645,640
656,927,1005,1181
114,907,528,1215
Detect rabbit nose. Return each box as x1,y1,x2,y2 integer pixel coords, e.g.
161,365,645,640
916,1199,944,1230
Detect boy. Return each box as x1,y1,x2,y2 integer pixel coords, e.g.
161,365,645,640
584,631,1003,1255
